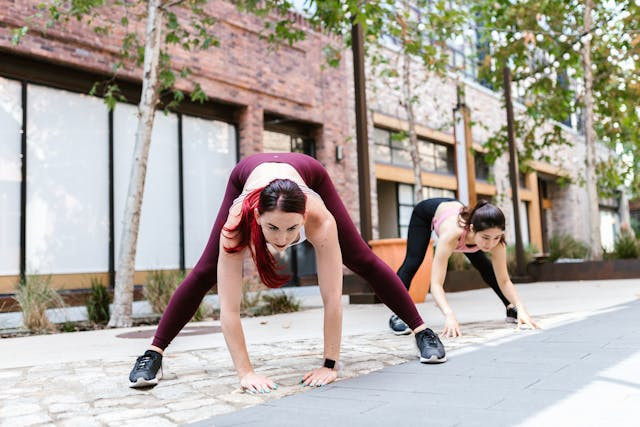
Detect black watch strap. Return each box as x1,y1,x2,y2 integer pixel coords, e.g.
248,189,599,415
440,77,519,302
323,358,336,369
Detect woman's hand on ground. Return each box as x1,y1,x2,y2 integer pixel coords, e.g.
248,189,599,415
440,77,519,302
302,367,337,387
516,307,541,330
240,372,277,394
441,313,462,338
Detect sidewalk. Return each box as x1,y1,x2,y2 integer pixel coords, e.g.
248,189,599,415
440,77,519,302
1,279,639,426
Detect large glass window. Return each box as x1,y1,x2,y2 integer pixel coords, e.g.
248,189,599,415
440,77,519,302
263,130,315,157
26,85,109,274
420,140,455,174
0,78,22,275
422,186,456,200
397,183,415,238
519,201,530,246
182,115,237,267
374,127,454,174
114,104,180,270
474,153,491,181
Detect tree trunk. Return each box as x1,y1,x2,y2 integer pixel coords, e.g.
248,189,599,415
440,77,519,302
108,0,164,327
403,52,422,204
581,0,602,260
399,2,422,205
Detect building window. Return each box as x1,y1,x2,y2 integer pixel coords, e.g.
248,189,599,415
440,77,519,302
263,130,315,157
518,200,530,247
27,84,110,274
474,154,491,181
397,183,415,238
419,139,455,174
2,76,237,280
0,77,22,275
374,127,454,174
182,115,237,268
422,186,456,200
114,105,181,270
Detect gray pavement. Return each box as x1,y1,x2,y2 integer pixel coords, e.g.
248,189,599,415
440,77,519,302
0,279,639,426
196,297,640,427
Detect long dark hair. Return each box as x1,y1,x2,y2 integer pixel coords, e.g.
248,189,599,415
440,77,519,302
458,199,506,244
223,179,307,288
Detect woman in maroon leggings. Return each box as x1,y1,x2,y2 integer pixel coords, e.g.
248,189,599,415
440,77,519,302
128,153,445,391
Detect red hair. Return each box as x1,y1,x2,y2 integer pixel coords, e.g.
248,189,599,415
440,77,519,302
223,179,307,288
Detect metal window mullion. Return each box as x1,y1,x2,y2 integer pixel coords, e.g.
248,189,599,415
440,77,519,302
177,113,185,272
19,81,27,282
108,109,115,288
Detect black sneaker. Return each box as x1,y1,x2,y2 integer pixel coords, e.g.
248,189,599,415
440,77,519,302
129,350,163,388
388,314,412,335
506,306,518,324
415,328,446,363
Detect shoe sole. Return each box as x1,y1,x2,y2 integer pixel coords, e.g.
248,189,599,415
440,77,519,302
392,328,412,336
420,355,447,364
129,367,163,388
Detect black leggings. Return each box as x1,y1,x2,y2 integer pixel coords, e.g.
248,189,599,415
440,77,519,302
396,198,510,307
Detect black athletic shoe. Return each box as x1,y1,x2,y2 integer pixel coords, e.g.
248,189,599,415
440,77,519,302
506,306,518,324
389,314,412,335
415,328,446,363
129,350,163,388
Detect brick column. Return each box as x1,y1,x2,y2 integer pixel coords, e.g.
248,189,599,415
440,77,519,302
236,103,263,158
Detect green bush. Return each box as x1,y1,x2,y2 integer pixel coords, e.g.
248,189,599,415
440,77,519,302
144,270,185,314
447,252,471,271
192,301,215,321
611,231,640,259
506,244,538,275
548,234,589,262
13,275,64,332
85,278,111,324
255,291,301,316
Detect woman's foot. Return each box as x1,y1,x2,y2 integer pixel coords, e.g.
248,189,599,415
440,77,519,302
415,328,447,363
388,314,412,335
129,350,163,388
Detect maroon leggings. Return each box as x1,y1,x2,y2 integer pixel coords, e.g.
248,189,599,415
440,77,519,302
152,152,424,349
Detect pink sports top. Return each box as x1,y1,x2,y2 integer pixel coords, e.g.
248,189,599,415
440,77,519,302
431,206,481,253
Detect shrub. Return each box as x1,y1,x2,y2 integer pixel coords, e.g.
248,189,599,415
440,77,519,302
144,270,184,314
13,275,64,332
192,301,215,321
85,278,111,324
255,291,301,316
241,277,264,316
506,244,538,275
548,234,589,262
447,252,471,271
612,231,640,259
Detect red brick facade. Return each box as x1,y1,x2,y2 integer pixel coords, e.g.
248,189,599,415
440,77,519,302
0,0,358,223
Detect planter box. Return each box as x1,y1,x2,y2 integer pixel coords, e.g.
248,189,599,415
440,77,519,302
528,259,640,281
369,238,434,303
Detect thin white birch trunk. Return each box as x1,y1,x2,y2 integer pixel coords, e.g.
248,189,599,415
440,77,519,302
108,0,164,327
582,0,602,260
400,1,422,204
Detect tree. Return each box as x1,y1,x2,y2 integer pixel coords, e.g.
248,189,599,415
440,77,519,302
13,0,217,327
352,1,468,204
473,0,640,259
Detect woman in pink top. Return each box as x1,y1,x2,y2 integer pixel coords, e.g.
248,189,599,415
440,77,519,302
388,198,539,338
